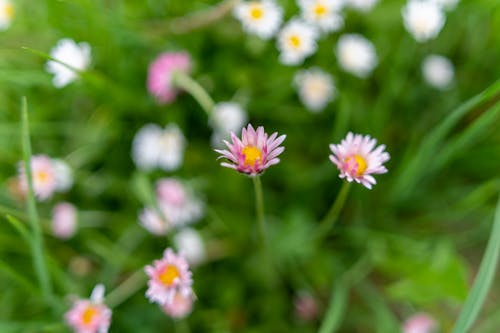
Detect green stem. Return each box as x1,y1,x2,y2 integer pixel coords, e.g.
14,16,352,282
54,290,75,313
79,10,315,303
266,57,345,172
106,269,147,308
21,97,54,307
252,176,267,244
174,319,191,333
317,181,352,237
171,71,215,116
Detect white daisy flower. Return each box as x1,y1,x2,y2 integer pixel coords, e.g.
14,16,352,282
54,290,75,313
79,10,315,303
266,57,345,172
45,38,91,88
139,208,173,236
294,67,336,112
346,0,379,12
0,0,14,31
402,0,445,43
234,0,283,40
174,228,206,267
422,54,454,89
336,34,377,78
277,19,319,66
210,102,247,147
132,123,186,172
298,0,344,34
52,159,73,193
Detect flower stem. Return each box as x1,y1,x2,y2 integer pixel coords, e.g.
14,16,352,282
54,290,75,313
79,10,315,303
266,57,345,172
317,181,352,238
252,176,267,244
171,71,215,116
106,269,147,308
21,97,54,308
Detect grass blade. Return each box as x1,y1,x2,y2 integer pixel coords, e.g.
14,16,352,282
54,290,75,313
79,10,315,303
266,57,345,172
451,195,500,333
4,214,32,245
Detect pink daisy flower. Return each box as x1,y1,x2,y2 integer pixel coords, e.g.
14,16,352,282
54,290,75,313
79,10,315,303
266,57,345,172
329,132,389,189
52,202,78,239
18,154,57,201
145,248,193,306
403,313,437,333
147,51,192,104
215,124,286,176
65,284,112,333
161,290,195,319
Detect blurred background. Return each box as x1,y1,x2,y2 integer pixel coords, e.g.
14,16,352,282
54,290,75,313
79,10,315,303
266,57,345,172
0,0,499,332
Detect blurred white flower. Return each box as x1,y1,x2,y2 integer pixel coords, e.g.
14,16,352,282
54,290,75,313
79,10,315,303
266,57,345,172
18,155,58,201
298,0,344,34
46,38,91,88
277,19,319,65
346,0,379,12
294,67,336,112
174,228,206,266
402,0,445,42
139,208,173,236
52,202,77,239
210,102,247,146
132,123,186,172
431,0,459,11
52,159,74,193
336,34,377,78
0,0,14,31
422,54,454,89
234,0,283,40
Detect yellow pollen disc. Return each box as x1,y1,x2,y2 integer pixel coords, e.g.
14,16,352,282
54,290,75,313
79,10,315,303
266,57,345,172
159,265,180,286
4,4,14,18
81,306,98,325
314,4,327,17
35,171,50,183
288,35,301,48
249,5,263,20
346,155,367,176
242,145,262,166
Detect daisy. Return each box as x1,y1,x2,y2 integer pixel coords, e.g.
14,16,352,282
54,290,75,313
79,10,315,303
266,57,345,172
65,284,112,333
294,67,336,112
0,0,14,31
161,290,195,319
210,102,248,147
52,158,74,192
147,51,192,104
336,34,378,78
156,178,204,227
346,0,379,12
277,19,319,65
132,123,186,172
138,207,173,236
233,0,283,39
174,228,206,267
52,202,78,240
329,132,390,189
298,0,344,33
145,248,193,306
402,0,445,43
46,38,91,88
422,54,454,89
215,124,286,176
403,313,437,333
18,155,57,201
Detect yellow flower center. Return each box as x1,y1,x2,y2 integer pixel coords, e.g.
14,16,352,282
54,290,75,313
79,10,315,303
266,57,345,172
242,145,262,166
159,265,180,286
4,4,14,18
81,306,98,325
249,5,263,20
314,4,327,17
35,170,50,183
288,35,301,49
345,155,367,176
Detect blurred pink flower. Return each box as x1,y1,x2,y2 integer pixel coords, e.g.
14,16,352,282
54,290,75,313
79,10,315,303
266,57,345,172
294,292,319,321
147,51,192,104
162,290,195,319
403,313,437,333
18,155,57,201
138,208,172,236
65,284,112,333
52,202,77,239
145,248,193,306
215,124,286,176
329,132,389,189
